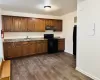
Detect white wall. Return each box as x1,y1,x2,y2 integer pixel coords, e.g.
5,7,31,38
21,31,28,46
1,10,63,39
76,0,100,80
0,8,3,60
61,11,77,54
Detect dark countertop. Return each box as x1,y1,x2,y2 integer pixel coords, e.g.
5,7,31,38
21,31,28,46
3,38,65,42
55,38,65,39
3,38,48,42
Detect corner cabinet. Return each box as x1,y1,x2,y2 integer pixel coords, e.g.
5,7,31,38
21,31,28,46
2,15,63,32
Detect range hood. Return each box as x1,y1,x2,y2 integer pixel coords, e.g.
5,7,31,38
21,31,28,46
45,26,56,31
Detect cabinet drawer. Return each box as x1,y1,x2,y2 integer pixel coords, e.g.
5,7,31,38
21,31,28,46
13,42,22,46
22,42,29,45
28,41,36,44
4,42,14,47
58,39,65,42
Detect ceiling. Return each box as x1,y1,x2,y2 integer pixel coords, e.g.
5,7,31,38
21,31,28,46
0,0,77,16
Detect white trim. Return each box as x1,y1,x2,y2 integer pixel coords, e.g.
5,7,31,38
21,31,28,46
64,51,73,55
76,67,100,80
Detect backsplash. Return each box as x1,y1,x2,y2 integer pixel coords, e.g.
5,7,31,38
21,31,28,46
4,31,62,39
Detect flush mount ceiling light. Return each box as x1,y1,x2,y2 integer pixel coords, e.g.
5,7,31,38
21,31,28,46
44,6,51,8
37,4,59,12
44,6,51,11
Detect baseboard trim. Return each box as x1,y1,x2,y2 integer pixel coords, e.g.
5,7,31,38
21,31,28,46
76,67,100,80
64,51,73,55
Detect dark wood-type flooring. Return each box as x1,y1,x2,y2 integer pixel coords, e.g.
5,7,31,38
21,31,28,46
11,52,92,80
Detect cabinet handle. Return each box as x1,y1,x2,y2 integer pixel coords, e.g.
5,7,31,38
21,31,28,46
34,24,35,31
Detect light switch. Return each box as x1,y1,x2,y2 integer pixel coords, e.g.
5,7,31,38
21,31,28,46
88,23,95,36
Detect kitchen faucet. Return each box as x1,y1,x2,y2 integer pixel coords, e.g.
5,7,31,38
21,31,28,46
26,36,28,39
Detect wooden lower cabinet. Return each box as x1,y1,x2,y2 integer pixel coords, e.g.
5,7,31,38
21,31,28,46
22,41,37,56
36,40,48,54
58,39,65,51
36,41,43,54
28,41,37,55
3,40,48,59
42,40,48,53
3,42,22,59
3,39,64,59
22,41,30,56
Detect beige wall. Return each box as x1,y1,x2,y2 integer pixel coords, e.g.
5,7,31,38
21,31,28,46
61,11,77,54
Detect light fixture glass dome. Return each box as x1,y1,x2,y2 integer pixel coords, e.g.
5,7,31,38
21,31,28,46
44,6,51,11
37,4,59,12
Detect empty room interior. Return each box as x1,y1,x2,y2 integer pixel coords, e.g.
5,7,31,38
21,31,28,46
0,0,100,80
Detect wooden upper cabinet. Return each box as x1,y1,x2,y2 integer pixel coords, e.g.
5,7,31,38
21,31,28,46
2,16,28,32
13,17,28,32
27,18,35,32
34,19,45,32
28,18,45,32
53,20,62,31
45,19,53,26
45,19,62,31
2,16,13,32
2,15,62,32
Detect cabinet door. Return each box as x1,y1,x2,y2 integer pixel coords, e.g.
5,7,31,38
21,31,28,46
22,42,29,56
36,41,42,53
3,43,9,59
57,20,62,31
58,39,65,51
28,41,36,55
36,40,48,54
12,42,22,58
3,42,22,59
27,18,35,32
34,19,45,32
20,17,28,32
54,20,62,31
42,40,48,53
13,17,28,32
2,16,13,32
45,19,53,26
